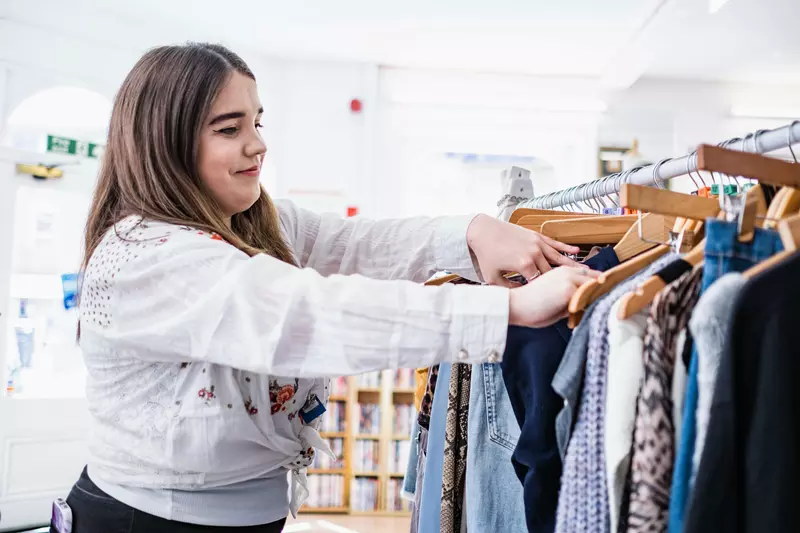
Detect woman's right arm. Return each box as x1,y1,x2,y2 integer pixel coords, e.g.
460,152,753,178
83,226,597,377
85,229,509,378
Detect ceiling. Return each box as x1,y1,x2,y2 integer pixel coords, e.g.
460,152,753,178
6,0,800,85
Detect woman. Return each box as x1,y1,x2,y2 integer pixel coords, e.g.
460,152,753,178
66,43,598,532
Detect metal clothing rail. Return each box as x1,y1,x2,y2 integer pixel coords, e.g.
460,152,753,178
518,120,800,210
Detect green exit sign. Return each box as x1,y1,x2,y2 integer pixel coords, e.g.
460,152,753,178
46,135,104,158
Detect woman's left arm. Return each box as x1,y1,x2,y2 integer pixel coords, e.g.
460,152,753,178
277,200,580,284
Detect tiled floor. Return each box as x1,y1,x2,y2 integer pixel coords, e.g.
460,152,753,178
287,514,410,533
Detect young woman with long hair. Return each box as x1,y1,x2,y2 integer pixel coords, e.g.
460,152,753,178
66,43,598,532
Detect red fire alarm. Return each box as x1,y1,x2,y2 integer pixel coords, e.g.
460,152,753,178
346,206,359,217
350,99,363,113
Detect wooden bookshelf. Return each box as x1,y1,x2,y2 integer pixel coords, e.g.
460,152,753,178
300,369,416,516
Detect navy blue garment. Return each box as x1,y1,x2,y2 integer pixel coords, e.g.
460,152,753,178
502,247,620,533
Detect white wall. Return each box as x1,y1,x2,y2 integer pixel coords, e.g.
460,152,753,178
0,19,379,218
4,14,800,219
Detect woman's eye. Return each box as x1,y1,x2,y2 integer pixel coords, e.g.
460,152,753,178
255,123,263,129
217,127,238,135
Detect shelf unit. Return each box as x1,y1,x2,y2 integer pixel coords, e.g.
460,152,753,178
300,369,416,516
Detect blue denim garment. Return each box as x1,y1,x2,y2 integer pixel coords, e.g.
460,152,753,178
403,417,422,498
418,362,451,533
502,247,620,533
668,219,782,533
465,362,527,533
552,303,595,459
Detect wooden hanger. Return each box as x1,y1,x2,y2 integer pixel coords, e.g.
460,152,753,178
568,185,720,326
764,187,800,228
516,213,603,233
567,244,669,328
617,190,765,320
620,152,799,315
509,208,594,225
614,213,677,261
697,144,800,188
620,184,721,219
539,215,637,245
575,148,800,324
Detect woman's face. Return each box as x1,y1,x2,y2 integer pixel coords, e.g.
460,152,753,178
197,72,266,218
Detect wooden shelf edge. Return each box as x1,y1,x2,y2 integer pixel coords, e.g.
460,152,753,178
389,472,405,477
320,431,347,438
356,387,382,393
328,395,348,402
353,472,380,477
308,469,346,475
349,510,412,517
392,388,416,394
300,507,349,514
354,434,380,440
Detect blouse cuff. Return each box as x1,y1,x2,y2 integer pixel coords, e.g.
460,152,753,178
447,284,509,364
433,214,483,282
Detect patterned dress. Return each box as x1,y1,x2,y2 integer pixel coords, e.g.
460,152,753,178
624,267,703,533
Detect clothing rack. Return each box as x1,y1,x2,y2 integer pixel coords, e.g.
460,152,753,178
517,121,800,210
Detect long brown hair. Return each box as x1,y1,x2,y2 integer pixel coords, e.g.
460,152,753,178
82,43,296,274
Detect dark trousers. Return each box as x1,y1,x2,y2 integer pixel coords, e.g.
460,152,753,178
63,467,287,532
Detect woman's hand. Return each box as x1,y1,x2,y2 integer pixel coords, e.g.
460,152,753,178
508,266,601,328
466,214,581,287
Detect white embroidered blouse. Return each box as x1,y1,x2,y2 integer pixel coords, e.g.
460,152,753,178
79,200,509,523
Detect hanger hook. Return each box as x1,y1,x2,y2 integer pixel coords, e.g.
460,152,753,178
651,158,669,189
603,176,619,208
555,189,564,210
569,186,580,211
582,181,595,213
562,187,572,212
787,120,799,163
685,151,700,190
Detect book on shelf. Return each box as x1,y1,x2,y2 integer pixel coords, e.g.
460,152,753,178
320,401,347,433
353,439,380,472
392,368,415,389
351,477,380,512
393,404,414,436
312,438,345,470
329,377,349,397
386,478,412,512
304,474,345,509
356,403,381,435
356,371,382,388
388,439,411,475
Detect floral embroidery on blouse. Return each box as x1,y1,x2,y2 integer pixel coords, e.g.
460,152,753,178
244,396,259,416
269,378,299,415
197,385,216,405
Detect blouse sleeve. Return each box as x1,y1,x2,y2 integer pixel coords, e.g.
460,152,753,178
91,229,508,378
276,199,482,282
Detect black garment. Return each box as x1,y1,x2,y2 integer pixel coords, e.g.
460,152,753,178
685,251,800,533
501,247,620,533
64,467,287,533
